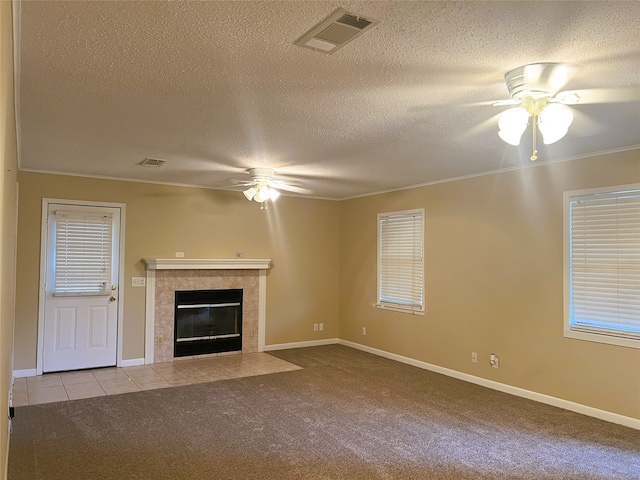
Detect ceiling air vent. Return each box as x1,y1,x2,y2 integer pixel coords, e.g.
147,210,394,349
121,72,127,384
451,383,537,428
138,158,166,167
295,8,379,54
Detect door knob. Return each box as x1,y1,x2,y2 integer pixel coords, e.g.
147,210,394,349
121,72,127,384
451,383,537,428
109,296,116,302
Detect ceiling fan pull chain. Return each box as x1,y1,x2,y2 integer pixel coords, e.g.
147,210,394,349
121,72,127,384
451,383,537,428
530,115,538,161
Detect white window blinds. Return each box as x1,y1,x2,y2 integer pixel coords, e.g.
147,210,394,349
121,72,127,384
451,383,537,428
378,209,424,313
53,212,113,295
568,187,640,340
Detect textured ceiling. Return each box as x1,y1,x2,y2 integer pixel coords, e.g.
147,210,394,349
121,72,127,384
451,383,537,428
16,1,640,199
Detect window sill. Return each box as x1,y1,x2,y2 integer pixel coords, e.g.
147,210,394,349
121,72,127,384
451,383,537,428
564,328,640,350
376,304,425,316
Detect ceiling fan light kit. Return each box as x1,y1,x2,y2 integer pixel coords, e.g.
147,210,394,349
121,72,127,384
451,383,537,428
241,168,284,208
498,63,575,160
243,184,280,203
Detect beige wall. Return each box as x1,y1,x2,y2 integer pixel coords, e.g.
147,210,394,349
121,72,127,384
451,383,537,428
339,150,640,419
10,141,640,423
14,173,340,368
1,1,18,477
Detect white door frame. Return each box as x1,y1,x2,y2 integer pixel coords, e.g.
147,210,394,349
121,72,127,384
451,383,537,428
37,198,126,375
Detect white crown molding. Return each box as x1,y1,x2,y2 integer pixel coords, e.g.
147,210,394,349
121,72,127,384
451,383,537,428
342,145,640,201
142,258,272,270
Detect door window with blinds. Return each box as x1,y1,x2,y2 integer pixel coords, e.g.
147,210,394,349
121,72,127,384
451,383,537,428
377,209,424,314
564,184,640,349
51,211,114,296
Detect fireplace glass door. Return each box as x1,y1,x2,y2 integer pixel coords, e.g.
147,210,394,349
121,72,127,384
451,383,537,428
174,289,242,356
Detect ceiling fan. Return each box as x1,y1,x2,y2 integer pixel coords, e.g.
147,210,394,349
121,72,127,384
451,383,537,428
232,167,310,208
492,62,639,161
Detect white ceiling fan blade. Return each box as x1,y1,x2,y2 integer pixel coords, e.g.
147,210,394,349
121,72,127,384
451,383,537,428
268,181,311,194
459,112,502,142
568,108,607,138
228,167,312,195
491,99,520,107
452,98,519,108
556,87,640,105
229,180,256,187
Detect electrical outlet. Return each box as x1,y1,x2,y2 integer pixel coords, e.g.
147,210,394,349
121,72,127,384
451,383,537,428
132,277,146,287
362,327,367,335
156,335,164,345
314,323,319,332
175,251,184,258
319,323,324,331
471,352,477,363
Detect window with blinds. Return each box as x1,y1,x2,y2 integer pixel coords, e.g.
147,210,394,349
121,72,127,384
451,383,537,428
377,209,424,314
564,185,640,348
53,211,114,295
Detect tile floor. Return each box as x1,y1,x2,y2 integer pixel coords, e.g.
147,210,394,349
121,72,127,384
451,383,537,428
12,353,301,406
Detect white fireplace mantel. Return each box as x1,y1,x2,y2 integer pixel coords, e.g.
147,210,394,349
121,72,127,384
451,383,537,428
142,258,272,270
143,258,272,364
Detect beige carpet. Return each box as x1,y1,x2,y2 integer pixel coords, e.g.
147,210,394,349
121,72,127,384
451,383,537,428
8,345,640,479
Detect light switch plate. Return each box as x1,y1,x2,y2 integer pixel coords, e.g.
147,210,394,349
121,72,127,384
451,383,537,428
132,277,146,287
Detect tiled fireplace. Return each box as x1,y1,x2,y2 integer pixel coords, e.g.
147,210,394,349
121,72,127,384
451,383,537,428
142,259,271,364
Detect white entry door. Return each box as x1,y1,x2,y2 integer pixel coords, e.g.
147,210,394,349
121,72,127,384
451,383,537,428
42,203,121,372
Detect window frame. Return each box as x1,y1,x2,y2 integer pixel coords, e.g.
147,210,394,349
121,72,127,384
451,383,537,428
377,208,425,315
563,183,640,349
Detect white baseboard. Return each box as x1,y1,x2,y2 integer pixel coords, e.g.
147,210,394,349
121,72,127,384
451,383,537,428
119,358,145,367
264,338,339,352
14,358,145,376
339,339,640,431
13,368,37,378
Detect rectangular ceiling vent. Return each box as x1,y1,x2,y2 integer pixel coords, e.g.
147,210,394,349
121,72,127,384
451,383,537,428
295,8,378,54
138,158,166,167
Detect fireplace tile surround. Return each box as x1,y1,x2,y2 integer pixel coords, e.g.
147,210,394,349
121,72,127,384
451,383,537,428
143,259,271,364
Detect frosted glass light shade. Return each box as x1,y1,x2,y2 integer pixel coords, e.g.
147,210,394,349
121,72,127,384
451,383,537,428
498,107,529,146
269,188,280,201
243,187,257,201
254,185,271,203
539,104,573,144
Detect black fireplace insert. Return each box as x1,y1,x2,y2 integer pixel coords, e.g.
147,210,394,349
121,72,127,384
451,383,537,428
174,289,243,357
